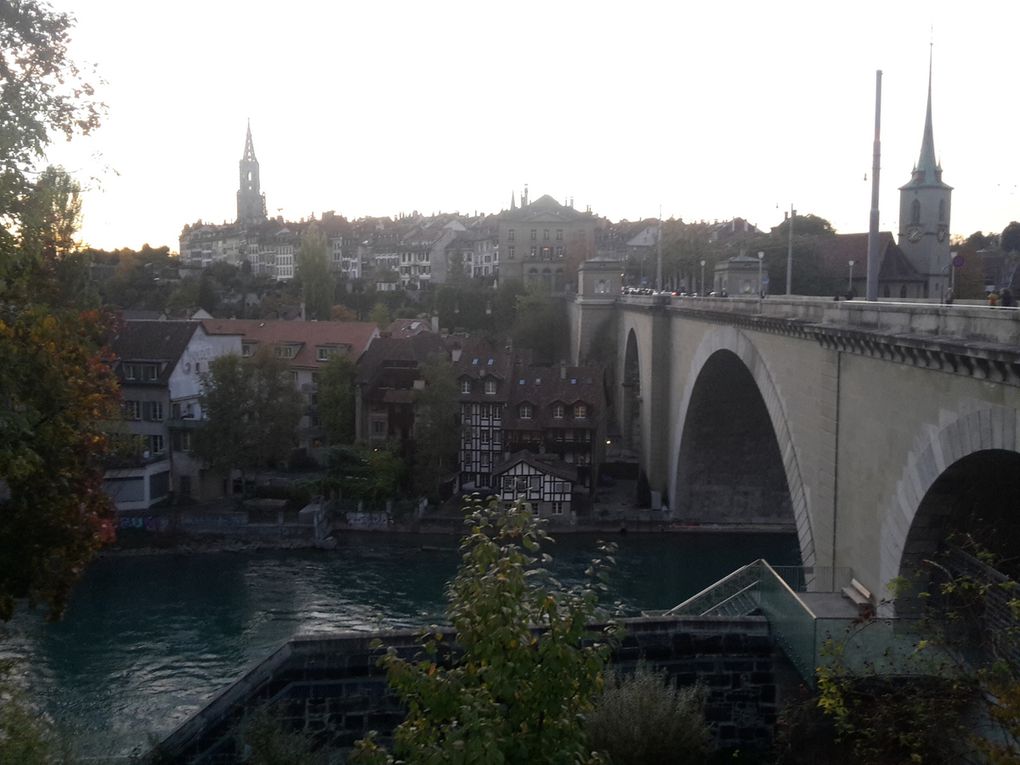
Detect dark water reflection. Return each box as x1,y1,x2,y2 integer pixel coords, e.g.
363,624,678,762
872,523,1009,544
1,531,798,758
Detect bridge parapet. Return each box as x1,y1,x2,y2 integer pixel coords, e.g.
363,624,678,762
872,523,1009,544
610,295,1020,386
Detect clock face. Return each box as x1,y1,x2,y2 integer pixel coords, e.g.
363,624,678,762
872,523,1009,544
907,226,923,243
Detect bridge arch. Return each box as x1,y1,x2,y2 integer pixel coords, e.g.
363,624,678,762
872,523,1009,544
668,326,814,567
879,405,1020,602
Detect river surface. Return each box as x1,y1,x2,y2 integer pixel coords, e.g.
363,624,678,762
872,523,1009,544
0,531,798,760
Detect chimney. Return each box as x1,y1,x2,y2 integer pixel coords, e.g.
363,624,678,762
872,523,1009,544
431,314,439,333
560,360,567,380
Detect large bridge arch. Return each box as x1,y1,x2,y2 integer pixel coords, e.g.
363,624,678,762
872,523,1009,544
668,326,815,567
878,405,1020,601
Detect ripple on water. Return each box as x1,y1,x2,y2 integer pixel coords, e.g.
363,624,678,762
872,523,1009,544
3,532,799,758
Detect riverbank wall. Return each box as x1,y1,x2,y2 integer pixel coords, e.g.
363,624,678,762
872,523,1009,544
156,615,785,763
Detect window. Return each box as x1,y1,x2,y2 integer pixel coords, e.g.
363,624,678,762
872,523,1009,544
939,199,946,223
502,476,514,491
481,430,490,444
461,380,471,394
553,403,564,419
555,246,564,258
543,229,550,241
508,228,515,241
194,362,201,375
508,245,515,260
123,364,137,380
484,380,496,395
519,403,533,419
123,400,141,420
242,342,256,357
530,246,537,257
574,403,587,418
551,501,564,515
275,344,299,359
556,229,563,241
143,364,158,381
148,435,165,455
147,401,164,421
911,199,921,225
371,420,386,436
530,229,537,241
317,346,338,361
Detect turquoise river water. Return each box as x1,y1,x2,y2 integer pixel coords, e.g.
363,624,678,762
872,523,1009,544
0,531,798,759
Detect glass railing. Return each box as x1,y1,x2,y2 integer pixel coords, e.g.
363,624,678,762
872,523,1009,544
757,561,818,683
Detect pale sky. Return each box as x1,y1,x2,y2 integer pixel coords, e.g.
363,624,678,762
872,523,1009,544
43,0,1020,252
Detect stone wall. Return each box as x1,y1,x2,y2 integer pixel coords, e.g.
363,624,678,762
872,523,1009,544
157,616,780,763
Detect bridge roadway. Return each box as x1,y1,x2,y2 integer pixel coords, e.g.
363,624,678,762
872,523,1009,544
569,290,1020,607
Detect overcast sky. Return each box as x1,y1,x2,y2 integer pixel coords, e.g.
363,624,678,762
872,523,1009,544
44,0,1020,252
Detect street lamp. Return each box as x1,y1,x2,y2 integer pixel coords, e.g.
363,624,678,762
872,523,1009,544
700,259,706,295
757,251,765,297
848,260,855,294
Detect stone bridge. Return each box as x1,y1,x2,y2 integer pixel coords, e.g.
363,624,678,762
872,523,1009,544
569,264,1020,603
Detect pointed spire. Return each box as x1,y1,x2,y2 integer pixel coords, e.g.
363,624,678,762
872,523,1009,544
242,119,257,163
510,190,516,210
914,44,940,185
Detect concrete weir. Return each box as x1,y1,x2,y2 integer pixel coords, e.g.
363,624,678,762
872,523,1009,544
158,616,782,763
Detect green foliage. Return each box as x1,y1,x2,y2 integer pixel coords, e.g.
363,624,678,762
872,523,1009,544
0,6,118,620
0,661,71,763
299,223,333,320
511,289,567,364
353,497,618,764
0,0,103,256
411,354,460,500
235,706,328,765
323,444,405,505
586,664,710,765
317,354,357,445
1001,221,1020,254
193,351,305,480
369,301,392,327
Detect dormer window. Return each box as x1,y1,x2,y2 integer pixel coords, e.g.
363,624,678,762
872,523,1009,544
275,344,299,359
553,404,564,419
574,403,587,419
484,380,496,395
519,403,533,420
242,342,256,358
461,380,472,394
317,346,340,362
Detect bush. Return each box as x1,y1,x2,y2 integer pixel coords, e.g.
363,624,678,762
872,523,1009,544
236,706,327,765
586,664,711,765
353,496,619,765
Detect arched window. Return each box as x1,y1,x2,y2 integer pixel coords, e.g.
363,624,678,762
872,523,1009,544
938,199,946,223
911,199,921,225
899,284,908,299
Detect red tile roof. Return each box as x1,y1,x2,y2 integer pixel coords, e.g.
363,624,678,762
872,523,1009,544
200,319,379,368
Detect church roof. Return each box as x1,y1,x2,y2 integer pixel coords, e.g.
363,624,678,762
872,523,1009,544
499,194,589,224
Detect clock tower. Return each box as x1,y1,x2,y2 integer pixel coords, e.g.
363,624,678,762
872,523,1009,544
898,50,952,299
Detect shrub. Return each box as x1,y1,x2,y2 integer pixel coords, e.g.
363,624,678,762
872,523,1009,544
352,496,619,765
236,706,327,765
586,663,711,765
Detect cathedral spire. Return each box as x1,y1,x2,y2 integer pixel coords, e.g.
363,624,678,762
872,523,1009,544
510,190,516,210
242,118,257,163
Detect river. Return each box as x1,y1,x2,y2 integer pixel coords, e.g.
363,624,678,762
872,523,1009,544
0,530,798,760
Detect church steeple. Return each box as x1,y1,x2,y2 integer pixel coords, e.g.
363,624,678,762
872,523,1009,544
237,120,267,227
898,47,952,300
906,46,948,189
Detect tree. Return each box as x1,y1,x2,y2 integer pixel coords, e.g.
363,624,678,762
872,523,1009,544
511,289,567,364
352,497,618,765
317,354,357,445
411,354,459,499
1001,222,1020,255
0,1,116,621
0,0,103,261
193,351,304,487
298,223,332,320
369,300,392,328
19,165,82,262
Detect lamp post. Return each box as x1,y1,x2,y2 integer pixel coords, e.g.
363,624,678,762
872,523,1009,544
757,251,765,297
786,205,795,295
848,260,855,294
700,259,706,296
